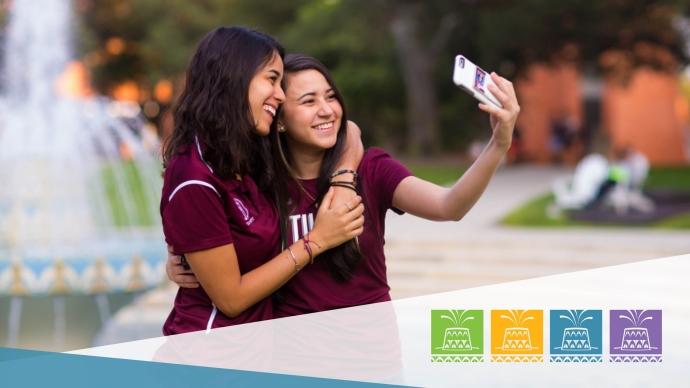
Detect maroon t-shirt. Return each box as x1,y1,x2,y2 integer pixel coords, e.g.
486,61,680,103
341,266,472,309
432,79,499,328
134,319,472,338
160,137,280,334
275,148,412,317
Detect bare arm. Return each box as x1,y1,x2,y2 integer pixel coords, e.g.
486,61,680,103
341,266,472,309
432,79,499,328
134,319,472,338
392,72,520,221
337,120,364,172
183,188,364,318
331,121,364,204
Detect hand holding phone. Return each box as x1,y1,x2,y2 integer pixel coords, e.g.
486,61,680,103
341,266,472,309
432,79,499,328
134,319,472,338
452,55,503,109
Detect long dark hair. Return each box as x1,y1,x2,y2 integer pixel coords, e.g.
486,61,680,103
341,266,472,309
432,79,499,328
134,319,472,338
271,53,363,282
163,26,285,187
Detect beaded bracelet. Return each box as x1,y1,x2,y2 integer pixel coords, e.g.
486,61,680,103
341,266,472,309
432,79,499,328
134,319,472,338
330,169,358,180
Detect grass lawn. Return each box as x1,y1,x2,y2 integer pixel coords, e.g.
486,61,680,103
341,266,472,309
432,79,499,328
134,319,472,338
502,166,690,229
406,163,467,185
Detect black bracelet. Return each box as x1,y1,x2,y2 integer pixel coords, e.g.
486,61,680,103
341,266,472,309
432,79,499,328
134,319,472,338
330,169,358,180
330,181,358,192
180,254,191,270
330,179,356,186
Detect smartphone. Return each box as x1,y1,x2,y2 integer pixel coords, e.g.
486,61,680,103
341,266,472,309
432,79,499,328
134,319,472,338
453,54,503,109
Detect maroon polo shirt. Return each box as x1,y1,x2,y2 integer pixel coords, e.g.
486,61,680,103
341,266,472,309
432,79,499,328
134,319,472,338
160,137,280,334
275,148,412,317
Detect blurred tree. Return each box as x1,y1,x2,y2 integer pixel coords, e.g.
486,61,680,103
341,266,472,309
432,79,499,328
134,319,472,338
67,0,689,155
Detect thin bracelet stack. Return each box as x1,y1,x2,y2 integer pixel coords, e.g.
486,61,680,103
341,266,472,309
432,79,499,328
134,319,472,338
303,233,321,265
285,233,323,272
286,246,300,274
330,168,358,193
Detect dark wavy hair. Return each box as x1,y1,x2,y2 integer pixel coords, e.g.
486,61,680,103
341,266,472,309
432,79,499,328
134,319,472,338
163,26,285,186
270,53,363,282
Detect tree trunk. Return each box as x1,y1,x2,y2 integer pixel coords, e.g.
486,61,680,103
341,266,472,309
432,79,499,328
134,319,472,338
390,3,456,156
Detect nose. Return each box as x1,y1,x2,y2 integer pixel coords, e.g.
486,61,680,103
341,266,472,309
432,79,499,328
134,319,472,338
274,83,285,104
317,99,334,116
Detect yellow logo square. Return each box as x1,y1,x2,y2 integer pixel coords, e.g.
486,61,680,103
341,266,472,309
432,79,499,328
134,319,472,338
491,310,543,362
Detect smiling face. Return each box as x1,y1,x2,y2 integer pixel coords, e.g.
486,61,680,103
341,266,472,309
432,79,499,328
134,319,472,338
248,52,285,136
280,69,343,154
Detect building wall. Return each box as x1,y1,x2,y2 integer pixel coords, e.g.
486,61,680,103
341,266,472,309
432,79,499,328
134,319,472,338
516,64,689,166
602,69,688,166
515,63,583,164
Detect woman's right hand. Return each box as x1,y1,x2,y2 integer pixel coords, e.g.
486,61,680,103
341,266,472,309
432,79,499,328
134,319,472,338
310,187,365,250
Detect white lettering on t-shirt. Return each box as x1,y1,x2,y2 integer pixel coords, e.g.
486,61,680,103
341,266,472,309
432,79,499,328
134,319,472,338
289,212,315,243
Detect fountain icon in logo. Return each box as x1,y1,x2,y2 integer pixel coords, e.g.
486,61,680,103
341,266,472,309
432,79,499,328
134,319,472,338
550,310,602,362
431,310,483,362
491,310,543,362
610,310,662,362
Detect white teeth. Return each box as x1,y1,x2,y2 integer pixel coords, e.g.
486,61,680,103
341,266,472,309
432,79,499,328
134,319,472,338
262,105,276,116
314,122,333,130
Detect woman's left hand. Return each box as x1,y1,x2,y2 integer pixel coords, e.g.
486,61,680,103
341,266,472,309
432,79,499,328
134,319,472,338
166,246,200,288
478,72,520,151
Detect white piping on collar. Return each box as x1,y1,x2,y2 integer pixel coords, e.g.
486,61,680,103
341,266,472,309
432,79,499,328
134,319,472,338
195,135,214,173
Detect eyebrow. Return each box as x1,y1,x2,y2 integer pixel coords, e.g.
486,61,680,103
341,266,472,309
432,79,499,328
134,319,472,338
297,92,316,100
297,88,334,101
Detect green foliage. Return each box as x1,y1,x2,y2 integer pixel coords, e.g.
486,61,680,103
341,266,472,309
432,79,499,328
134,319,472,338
65,0,690,153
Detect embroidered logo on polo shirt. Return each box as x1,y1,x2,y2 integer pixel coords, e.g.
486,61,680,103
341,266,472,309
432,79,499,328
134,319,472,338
233,198,255,226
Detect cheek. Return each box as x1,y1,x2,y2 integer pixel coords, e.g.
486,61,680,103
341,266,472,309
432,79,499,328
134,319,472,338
249,82,271,106
332,102,343,120
286,107,312,129
333,103,343,125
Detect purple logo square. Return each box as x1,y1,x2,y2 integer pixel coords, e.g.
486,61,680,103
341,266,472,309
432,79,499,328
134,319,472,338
610,310,662,362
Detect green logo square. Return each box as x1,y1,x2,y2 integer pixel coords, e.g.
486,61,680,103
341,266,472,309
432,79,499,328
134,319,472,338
431,309,484,362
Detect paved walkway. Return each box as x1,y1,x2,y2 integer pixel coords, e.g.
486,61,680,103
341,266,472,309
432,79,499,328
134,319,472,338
94,165,690,345
383,165,690,297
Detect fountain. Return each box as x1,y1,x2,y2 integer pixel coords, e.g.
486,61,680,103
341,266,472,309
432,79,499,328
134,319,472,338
0,0,166,350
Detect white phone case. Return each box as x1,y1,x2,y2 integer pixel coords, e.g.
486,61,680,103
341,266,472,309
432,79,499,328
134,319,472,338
453,54,503,109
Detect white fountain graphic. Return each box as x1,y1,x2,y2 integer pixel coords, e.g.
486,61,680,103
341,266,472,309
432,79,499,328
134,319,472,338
556,310,597,351
615,310,657,352
0,0,165,348
498,310,538,352
436,310,478,352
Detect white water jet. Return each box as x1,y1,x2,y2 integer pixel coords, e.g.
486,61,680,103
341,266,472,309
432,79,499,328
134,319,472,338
0,1,165,298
